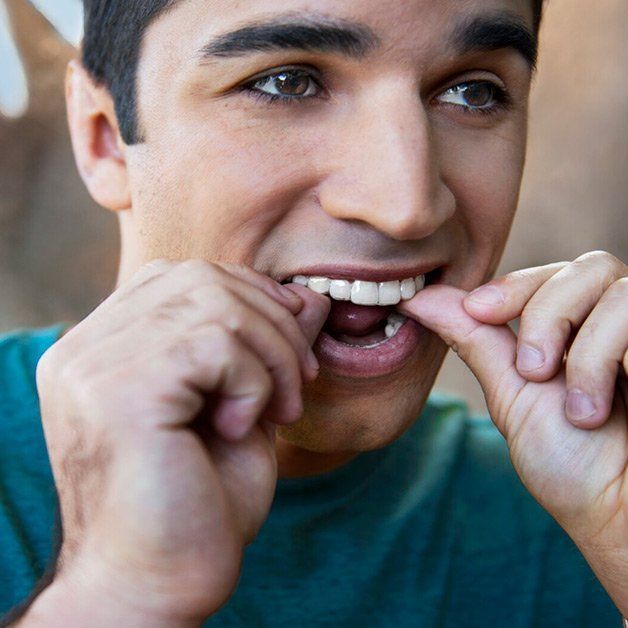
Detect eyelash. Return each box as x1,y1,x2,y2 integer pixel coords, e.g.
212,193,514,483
437,80,512,117
238,68,325,105
238,68,512,116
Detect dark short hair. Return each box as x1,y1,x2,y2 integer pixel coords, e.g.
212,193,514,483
81,0,544,145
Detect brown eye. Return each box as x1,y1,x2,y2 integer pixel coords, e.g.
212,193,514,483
273,71,311,96
252,69,319,99
460,82,495,107
436,80,505,111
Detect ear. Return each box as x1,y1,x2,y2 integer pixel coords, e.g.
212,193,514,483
65,60,131,212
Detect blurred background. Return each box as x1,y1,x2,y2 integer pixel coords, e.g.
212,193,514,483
0,0,626,413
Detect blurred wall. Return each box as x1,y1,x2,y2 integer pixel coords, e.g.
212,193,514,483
1,0,627,413
0,0,118,331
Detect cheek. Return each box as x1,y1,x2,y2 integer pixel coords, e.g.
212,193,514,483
439,122,527,281
126,120,321,263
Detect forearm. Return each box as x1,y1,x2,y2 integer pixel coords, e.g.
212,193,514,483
1,511,201,628
9,578,202,628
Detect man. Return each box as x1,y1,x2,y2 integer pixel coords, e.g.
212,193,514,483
0,0,626,625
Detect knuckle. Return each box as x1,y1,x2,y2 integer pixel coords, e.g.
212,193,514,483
518,302,552,327
177,258,223,282
574,250,622,278
604,276,628,301
199,323,235,358
519,307,570,345
565,332,596,361
191,284,245,329
215,261,248,277
119,259,175,296
502,267,539,291
197,322,229,350
265,299,304,334
189,282,233,310
142,258,175,273
224,310,247,334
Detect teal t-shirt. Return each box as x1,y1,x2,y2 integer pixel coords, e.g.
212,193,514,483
0,326,620,626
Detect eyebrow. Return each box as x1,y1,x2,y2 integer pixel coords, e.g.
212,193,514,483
198,15,380,60
453,13,538,69
197,11,537,69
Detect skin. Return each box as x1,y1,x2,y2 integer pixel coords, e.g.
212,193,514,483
18,0,628,624
76,0,534,469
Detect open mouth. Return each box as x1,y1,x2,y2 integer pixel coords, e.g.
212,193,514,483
281,267,442,378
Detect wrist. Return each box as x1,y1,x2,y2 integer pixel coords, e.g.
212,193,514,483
576,541,628,618
17,576,203,628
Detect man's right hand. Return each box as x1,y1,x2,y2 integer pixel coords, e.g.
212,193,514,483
23,259,330,625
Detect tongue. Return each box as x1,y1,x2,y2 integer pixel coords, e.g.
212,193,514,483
325,301,392,336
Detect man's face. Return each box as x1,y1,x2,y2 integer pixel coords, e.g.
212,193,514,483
121,0,534,454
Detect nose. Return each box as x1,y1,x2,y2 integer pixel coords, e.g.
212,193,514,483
317,83,455,240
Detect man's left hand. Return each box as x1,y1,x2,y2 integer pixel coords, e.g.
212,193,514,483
399,250,628,616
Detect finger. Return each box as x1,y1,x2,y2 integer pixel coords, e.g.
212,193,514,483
398,285,523,438
500,252,625,383
110,258,178,302
71,287,304,428
84,324,274,442
215,262,304,314
283,284,331,346
464,262,568,324
64,260,314,377
152,283,306,426
112,260,302,327
167,262,317,378
215,277,319,380
564,278,628,429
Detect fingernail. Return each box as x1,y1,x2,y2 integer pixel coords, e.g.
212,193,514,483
467,285,505,306
516,344,545,372
565,389,597,422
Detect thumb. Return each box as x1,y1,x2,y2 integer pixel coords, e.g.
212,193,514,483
398,285,524,433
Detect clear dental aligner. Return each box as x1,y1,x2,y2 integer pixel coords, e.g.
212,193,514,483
290,275,426,305
287,275,426,341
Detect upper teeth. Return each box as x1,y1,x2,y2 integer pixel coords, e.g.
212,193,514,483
290,275,425,306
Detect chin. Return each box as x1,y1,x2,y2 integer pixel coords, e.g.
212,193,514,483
277,342,447,454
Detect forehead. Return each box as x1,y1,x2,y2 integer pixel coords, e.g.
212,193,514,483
146,0,534,62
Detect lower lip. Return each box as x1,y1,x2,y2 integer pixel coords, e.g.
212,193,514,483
313,318,423,379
